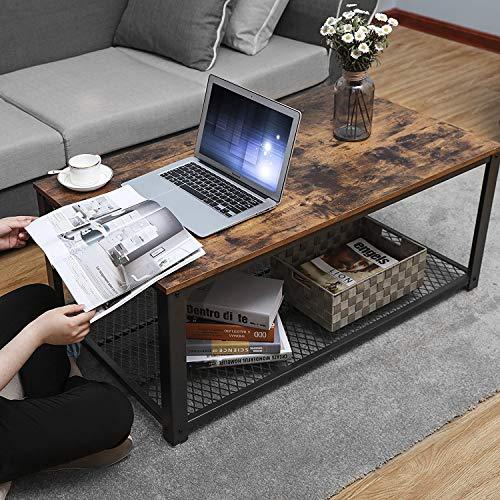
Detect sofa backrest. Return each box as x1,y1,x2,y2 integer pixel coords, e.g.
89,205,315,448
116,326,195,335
0,0,128,75
276,0,378,46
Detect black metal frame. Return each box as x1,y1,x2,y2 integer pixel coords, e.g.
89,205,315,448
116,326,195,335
157,291,189,444
41,154,499,446
467,155,499,290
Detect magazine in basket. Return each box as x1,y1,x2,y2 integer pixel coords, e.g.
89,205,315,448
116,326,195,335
299,238,398,294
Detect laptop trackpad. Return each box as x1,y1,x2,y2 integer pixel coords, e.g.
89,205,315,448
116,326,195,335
126,176,176,200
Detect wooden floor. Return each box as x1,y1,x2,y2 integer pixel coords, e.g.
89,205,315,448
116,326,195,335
371,27,500,142
0,26,498,499
335,393,500,500
333,28,500,500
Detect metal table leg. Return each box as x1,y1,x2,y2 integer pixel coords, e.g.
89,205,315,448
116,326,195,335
467,154,499,290
157,290,189,445
36,192,65,303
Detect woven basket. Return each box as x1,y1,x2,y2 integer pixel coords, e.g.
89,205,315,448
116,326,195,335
272,218,427,332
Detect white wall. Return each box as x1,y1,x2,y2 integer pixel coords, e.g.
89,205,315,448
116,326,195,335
379,0,397,11
396,0,500,35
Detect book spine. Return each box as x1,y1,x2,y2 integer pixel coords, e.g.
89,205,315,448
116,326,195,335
186,323,275,342
186,341,281,356
186,302,272,329
208,351,291,367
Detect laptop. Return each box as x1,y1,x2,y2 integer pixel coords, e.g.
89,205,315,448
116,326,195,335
125,75,301,237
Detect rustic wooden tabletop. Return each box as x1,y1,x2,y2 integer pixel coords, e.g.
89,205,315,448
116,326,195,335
34,84,500,294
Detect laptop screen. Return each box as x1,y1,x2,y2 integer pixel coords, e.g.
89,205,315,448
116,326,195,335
197,82,295,196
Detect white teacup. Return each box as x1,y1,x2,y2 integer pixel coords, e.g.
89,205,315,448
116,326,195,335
68,154,102,187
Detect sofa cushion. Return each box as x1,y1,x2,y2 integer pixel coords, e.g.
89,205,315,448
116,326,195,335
114,0,234,71
0,49,206,159
224,0,290,56
275,0,377,46
0,0,128,75
0,99,65,190
118,36,329,99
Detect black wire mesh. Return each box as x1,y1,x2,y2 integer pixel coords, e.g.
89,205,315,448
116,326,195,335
89,248,466,416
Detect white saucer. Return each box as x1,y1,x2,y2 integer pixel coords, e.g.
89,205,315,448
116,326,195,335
57,165,113,192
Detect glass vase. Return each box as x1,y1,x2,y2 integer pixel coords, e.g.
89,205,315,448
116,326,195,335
333,70,374,141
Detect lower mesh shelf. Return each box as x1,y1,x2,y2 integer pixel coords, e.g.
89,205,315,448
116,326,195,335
90,250,466,417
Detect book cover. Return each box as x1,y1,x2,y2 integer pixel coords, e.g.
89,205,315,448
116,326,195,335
299,238,398,294
187,271,283,330
186,319,281,356
187,315,291,367
186,317,275,342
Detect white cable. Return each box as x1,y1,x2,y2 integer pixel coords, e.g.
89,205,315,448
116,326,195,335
336,0,344,18
368,0,380,24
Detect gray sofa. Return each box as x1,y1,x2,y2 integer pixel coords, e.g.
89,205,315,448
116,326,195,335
0,0,375,216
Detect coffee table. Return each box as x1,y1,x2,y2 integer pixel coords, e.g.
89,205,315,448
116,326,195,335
34,84,500,445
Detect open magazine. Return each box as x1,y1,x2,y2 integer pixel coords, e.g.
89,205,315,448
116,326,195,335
27,185,205,322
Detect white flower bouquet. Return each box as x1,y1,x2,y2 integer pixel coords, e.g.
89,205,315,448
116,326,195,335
320,3,398,72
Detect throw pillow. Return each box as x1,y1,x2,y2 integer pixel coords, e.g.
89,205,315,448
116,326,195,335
114,0,234,71
224,0,290,56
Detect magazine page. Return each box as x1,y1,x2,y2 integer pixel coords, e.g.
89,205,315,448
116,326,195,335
91,243,204,323
27,186,204,320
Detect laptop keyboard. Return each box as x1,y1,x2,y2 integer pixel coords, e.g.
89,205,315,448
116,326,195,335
160,162,262,218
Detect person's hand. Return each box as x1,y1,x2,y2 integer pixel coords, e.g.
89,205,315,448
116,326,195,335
28,304,96,346
0,216,37,251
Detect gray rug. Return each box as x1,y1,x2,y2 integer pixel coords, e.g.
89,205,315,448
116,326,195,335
10,166,500,499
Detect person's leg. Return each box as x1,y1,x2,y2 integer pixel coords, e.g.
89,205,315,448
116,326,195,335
0,378,133,483
0,284,70,397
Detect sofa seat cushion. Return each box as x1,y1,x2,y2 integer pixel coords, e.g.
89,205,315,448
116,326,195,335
117,35,329,100
0,48,206,159
0,99,65,190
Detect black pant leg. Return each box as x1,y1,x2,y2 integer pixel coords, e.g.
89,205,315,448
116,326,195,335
0,284,70,397
0,378,133,483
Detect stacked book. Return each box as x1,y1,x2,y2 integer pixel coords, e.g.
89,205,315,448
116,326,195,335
186,272,291,367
